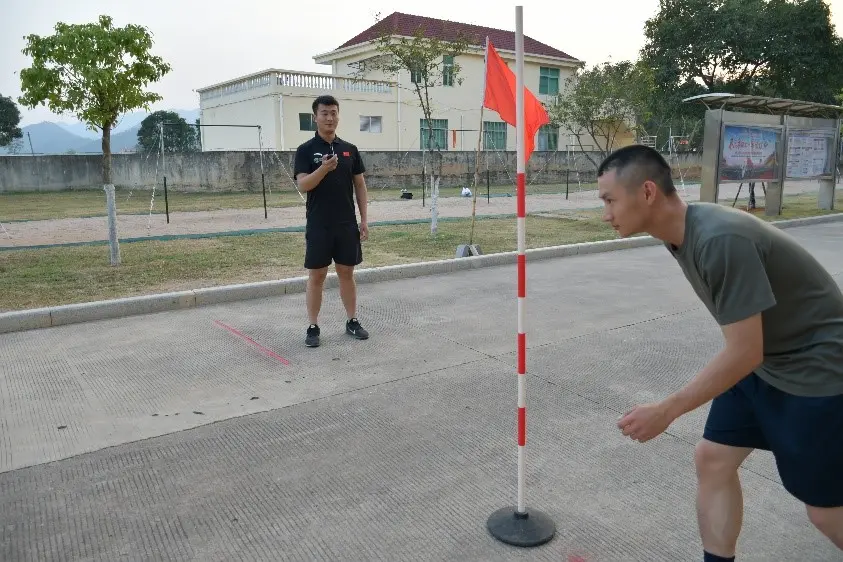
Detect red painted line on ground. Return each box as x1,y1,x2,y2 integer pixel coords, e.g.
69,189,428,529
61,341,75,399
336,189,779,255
214,320,290,365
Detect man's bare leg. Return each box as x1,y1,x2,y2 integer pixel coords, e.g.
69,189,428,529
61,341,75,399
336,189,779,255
306,267,329,324
695,440,754,558
806,506,843,550
335,263,368,339
335,264,356,319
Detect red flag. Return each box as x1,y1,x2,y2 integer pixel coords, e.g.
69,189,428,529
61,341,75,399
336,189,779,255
482,39,550,161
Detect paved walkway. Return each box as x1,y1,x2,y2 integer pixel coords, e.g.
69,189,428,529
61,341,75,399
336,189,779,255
0,180,823,248
1,222,841,561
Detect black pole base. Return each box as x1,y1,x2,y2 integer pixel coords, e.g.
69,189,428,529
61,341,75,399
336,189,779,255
487,507,555,547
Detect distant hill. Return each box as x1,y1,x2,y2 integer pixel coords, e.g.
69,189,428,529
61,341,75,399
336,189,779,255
3,122,88,155
74,124,144,154
1,108,200,155
56,122,100,139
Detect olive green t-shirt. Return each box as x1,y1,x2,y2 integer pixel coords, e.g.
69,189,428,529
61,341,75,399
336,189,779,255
665,202,843,397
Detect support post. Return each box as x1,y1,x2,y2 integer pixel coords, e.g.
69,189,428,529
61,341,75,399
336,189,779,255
486,6,556,548
259,125,268,219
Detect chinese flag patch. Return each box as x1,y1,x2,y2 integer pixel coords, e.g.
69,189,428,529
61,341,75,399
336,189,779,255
343,151,350,157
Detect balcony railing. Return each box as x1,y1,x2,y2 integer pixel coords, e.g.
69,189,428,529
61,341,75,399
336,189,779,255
199,70,393,102
199,73,273,101
276,71,393,95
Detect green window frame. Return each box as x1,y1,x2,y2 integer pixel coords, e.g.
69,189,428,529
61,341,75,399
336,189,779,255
443,55,455,86
537,124,558,151
299,113,317,131
420,118,448,150
539,67,559,95
483,121,507,150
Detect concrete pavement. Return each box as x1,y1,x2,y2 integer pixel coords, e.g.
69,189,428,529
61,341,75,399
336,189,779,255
1,221,842,561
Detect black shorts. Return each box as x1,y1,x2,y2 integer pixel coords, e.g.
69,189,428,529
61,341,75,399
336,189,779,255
304,222,362,269
703,373,843,508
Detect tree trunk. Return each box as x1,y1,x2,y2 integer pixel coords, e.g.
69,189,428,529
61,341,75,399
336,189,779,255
430,174,440,235
102,124,121,266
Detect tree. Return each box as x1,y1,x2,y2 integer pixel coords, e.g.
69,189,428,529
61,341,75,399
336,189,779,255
18,15,171,265
356,14,472,235
642,0,843,107
755,0,843,103
0,94,23,147
137,110,200,153
547,60,655,167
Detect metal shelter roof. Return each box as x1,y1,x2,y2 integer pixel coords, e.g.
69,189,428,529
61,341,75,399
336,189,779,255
683,93,843,119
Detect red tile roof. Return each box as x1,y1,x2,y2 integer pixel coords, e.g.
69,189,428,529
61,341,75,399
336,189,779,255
335,12,581,63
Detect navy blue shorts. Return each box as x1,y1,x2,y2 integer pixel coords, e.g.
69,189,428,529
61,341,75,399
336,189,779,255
703,373,843,508
304,222,362,270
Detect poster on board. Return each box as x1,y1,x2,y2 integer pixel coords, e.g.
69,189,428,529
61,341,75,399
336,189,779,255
786,129,835,179
719,125,781,182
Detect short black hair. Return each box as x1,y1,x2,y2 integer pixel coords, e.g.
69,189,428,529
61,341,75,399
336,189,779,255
312,95,339,114
597,144,676,195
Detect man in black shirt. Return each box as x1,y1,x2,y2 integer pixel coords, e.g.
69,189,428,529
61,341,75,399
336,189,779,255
293,95,369,347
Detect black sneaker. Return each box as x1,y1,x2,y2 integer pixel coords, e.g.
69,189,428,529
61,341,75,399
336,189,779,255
305,324,320,347
346,318,369,340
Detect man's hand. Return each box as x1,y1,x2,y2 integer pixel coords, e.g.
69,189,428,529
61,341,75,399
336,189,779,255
321,154,338,172
359,222,369,241
617,402,676,443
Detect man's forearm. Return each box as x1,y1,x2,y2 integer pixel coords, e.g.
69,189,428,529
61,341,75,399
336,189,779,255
355,184,368,223
297,167,328,193
663,345,762,419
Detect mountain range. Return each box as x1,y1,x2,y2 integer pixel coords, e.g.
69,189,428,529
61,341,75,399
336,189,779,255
2,109,200,155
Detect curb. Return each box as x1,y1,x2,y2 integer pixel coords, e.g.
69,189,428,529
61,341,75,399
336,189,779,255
2,212,841,334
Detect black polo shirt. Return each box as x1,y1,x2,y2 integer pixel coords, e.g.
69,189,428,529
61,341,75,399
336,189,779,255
293,132,365,227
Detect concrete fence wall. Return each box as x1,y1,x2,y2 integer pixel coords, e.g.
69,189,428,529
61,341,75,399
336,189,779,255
0,150,703,193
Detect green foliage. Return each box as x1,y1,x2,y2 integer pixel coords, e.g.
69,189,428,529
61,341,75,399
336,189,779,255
137,110,200,153
642,0,843,105
18,14,171,265
548,60,655,164
18,15,172,135
0,94,23,147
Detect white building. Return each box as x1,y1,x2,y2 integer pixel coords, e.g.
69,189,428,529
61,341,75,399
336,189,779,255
196,12,583,153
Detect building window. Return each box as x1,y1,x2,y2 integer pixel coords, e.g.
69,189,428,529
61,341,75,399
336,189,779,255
360,116,382,133
299,113,317,131
483,121,507,150
539,67,560,96
420,118,448,150
443,55,455,86
411,67,423,84
537,124,558,151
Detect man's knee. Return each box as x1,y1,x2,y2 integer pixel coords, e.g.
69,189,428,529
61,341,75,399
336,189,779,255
335,264,355,280
695,440,750,481
308,267,329,285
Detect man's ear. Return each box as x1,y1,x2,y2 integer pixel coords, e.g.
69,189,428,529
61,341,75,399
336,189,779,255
642,180,659,204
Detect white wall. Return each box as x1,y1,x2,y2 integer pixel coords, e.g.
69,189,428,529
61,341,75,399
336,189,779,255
200,89,280,151
281,94,401,151
336,47,579,152
196,44,585,153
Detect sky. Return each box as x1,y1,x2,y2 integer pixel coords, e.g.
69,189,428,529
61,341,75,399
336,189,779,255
3,0,843,126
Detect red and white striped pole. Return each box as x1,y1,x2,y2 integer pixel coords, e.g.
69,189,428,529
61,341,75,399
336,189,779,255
487,5,556,548
514,0,528,516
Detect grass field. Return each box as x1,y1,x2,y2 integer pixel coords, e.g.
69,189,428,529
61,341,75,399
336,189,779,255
0,192,839,312
0,212,615,311
0,182,597,222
